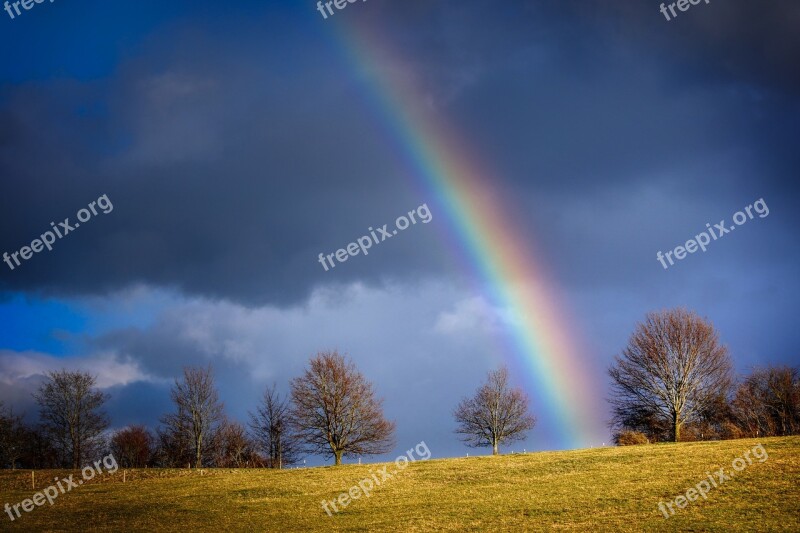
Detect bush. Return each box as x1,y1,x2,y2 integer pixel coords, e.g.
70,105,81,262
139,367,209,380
614,430,649,446
720,421,744,440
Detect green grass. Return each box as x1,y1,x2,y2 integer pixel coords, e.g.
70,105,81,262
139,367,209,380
1,437,798,531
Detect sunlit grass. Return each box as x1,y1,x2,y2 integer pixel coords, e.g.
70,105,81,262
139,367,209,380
1,436,797,531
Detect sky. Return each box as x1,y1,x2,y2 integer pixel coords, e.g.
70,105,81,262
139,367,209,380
0,0,798,464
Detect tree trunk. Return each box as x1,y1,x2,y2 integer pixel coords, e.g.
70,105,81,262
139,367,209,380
334,451,342,465
673,413,681,443
73,435,80,469
492,440,499,455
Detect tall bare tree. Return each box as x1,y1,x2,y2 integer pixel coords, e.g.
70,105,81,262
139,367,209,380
290,350,395,465
453,366,535,455
161,366,224,468
608,308,733,442
33,370,109,468
249,384,299,468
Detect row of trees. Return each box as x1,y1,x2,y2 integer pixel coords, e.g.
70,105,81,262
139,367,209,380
21,307,788,465
609,308,800,443
2,308,793,467
0,351,537,469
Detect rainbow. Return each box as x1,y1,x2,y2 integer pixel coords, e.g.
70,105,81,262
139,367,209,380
330,20,602,449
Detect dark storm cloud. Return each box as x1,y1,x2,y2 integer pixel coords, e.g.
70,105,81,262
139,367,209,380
104,381,173,431
554,0,800,94
348,0,800,295
0,24,447,305
0,0,797,310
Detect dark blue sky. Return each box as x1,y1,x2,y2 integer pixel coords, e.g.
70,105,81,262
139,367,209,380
0,0,798,462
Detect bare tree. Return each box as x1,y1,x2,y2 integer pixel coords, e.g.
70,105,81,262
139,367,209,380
110,426,155,468
33,370,109,468
732,366,800,437
160,366,224,468
154,423,192,468
731,378,765,437
453,366,536,455
211,419,256,467
290,350,395,465
683,388,735,441
608,308,733,442
22,424,60,469
249,384,299,468
0,403,29,469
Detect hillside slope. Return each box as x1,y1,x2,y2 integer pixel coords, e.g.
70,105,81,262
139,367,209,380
1,437,798,532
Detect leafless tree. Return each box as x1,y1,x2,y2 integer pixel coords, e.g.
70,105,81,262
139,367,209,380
160,366,224,468
682,388,735,441
732,366,799,437
111,425,155,468
608,308,733,442
249,384,300,468
290,350,395,465
453,366,536,455
33,370,109,468
154,423,193,468
0,403,29,469
731,379,765,437
210,418,257,467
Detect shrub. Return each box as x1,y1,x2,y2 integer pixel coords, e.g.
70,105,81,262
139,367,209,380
720,421,744,440
614,430,649,446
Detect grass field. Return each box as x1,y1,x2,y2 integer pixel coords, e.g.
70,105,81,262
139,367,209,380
1,436,798,532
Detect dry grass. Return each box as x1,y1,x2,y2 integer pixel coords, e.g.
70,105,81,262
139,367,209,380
1,436,798,532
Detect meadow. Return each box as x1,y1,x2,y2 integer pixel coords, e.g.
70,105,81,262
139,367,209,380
1,437,798,532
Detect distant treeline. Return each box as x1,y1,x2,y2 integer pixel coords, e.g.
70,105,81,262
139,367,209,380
0,351,535,469
1,308,797,468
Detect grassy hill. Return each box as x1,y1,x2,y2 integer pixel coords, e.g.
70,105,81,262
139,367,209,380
1,436,798,532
